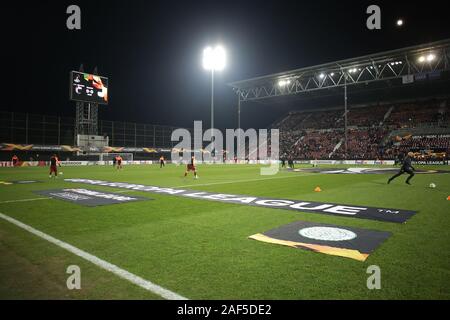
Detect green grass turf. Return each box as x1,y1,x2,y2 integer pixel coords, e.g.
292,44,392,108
0,164,449,299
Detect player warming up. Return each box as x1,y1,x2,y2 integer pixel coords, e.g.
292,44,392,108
115,155,123,170
12,155,19,167
388,152,416,185
184,155,198,179
49,154,59,178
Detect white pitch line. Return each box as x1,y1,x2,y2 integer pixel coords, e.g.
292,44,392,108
176,172,314,188
0,212,188,300
0,198,49,204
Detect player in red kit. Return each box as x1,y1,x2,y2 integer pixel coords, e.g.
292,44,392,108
12,155,19,167
184,155,198,179
49,154,58,178
115,155,123,170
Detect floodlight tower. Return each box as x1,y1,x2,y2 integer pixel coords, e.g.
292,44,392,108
203,45,226,159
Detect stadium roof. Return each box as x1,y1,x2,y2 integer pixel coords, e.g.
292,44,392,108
229,39,450,102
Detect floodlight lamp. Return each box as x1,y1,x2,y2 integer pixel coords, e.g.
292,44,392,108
203,45,226,71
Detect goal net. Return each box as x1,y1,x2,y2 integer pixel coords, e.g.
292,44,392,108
99,153,134,162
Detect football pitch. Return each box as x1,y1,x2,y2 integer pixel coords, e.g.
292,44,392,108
0,164,449,300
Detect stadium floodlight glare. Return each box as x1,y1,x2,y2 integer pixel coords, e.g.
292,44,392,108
203,45,226,71
418,56,426,63
319,73,325,79
203,44,226,159
397,19,404,26
427,54,436,62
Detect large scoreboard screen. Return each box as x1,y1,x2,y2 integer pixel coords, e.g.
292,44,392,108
70,71,109,105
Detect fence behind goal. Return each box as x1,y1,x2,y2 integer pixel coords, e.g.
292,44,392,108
99,153,134,161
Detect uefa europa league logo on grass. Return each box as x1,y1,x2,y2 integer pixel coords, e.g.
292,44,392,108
171,121,280,175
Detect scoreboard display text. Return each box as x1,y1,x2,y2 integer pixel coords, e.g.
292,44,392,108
70,71,109,105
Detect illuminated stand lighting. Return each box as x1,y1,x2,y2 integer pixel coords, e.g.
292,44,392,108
396,19,404,26
278,79,291,87
203,45,226,160
418,54,436,63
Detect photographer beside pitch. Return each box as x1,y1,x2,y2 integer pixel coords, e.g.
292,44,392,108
388,152,416,185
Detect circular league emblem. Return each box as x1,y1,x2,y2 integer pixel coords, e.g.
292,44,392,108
299,227,357,241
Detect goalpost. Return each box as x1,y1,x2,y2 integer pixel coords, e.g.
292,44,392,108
99,153,134,162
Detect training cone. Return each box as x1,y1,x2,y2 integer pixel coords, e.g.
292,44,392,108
447,196,450,201
314,187,322,192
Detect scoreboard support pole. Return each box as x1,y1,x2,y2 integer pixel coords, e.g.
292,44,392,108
75,101,99,142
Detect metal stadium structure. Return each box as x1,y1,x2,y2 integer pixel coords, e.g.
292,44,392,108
229,39,450,151
230,39,450,102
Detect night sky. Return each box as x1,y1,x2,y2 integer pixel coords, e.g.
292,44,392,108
7,0,450,130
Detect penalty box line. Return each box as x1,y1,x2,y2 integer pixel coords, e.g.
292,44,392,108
0,212,188,300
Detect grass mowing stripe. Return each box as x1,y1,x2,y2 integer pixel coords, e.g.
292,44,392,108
176,172,315,188
0,198,49,204
0,212,188,300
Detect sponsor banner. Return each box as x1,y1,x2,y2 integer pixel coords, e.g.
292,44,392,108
415,73,427,81
0,143,81,152
18,161,42,167
0,143,33,151
413,160,448,165
294,160,310,165
1,160,155,167
289,167,449,175
428,71,441,80
412,134,450,139
0,143,185,154
60,161,87,166
0,162,14,167
316,160,338,165
310,160,396,165
34,188,151,207
249,221,391,261
103,146,125,153
61,145,82,152
0,161,46,167
65,179,417,223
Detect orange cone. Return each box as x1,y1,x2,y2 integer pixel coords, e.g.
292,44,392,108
314,186,322,192
447,196,450,201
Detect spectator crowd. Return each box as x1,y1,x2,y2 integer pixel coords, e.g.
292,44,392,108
276,98,450,160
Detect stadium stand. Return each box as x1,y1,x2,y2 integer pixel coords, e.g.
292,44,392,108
277,97,450,160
